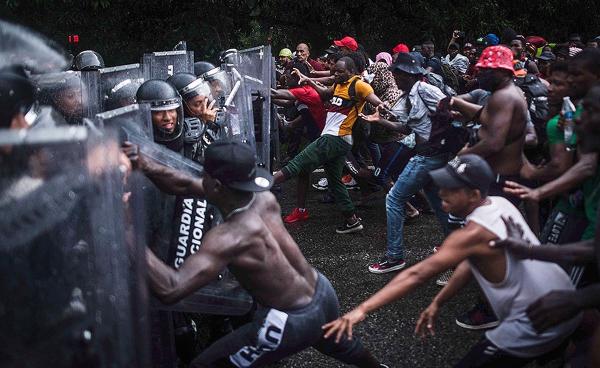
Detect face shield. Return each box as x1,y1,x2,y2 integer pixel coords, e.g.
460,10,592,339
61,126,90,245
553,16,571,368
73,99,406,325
202,68,231,104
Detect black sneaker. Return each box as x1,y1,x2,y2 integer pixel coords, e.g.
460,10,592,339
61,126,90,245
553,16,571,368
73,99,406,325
436,269,453,286
455,303,500,330
336,218,364,234
368,256,406,274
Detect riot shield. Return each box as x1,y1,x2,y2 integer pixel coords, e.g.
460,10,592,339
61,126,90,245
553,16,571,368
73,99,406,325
128,142,253,315
270,54,281,170
99,63,144,111
142,50,194,80
219,57,255,149
0,20,69,73
31,70,101,124
96,103,154,141
0,127,150,368
235,46,273,170
152,195,254,315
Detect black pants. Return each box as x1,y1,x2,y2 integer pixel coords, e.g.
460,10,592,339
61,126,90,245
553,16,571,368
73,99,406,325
191,273,368,367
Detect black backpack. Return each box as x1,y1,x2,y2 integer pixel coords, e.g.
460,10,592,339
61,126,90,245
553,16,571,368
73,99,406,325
414,85,468,156
514,74,549,122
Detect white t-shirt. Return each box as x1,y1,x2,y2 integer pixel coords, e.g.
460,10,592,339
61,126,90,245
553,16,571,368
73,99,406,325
466,196,581,358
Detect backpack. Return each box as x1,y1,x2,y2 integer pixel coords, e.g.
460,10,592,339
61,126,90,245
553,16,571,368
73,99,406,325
440,62,460,92
423,71,456,97
514,74,549,122
414,84,468,156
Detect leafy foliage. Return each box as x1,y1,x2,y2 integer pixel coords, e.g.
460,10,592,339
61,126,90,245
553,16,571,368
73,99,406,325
2,0,599,65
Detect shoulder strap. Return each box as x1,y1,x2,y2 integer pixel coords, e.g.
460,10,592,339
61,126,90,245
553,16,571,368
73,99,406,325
348,77,359,104
414,82,435,113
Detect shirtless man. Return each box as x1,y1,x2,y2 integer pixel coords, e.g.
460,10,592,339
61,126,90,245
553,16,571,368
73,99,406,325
127,140,384,368
323,154,581,367
450,45,528,205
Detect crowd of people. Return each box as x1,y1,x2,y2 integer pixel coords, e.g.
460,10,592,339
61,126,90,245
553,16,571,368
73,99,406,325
3,18,600,367
272,30,600,367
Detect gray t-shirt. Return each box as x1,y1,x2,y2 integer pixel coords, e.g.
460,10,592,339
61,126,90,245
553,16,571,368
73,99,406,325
390,81,445,141
467,196,581,358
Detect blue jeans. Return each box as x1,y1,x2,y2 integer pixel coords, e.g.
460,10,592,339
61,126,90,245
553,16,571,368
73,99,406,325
385,153,449,260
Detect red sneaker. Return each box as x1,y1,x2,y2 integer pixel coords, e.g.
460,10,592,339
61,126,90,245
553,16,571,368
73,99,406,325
283,208,309,223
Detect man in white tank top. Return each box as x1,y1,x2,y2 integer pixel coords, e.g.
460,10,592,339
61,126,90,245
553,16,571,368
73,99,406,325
323,154,581,367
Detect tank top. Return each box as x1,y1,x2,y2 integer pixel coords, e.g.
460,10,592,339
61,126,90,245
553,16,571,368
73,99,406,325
466,196,582,358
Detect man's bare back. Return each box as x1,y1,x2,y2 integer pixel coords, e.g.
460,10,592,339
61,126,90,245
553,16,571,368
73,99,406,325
219,191,317,309
140,139,381,367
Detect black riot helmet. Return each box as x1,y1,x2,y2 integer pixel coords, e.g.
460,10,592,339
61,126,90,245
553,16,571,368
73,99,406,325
136,79,184,148
73,50,105,71
0,66,36,128
167,72,211,102
104,79,142,111
194,61,216,77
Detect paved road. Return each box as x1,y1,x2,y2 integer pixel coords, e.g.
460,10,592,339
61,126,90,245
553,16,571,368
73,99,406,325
272,177,483,368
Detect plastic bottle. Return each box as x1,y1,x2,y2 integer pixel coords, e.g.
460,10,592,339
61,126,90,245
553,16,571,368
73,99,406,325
561,96,577,151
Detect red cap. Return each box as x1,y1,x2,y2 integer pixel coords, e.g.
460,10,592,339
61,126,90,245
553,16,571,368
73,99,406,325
526,36,547,48
333,36,358,51
392,43,409,54
475,46,515,74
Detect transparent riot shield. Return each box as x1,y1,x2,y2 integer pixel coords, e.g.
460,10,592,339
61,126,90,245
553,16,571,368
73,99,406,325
96,103,154,141
270,55,281,170
127,141,253,315
99,63,144,111
236,46,273,170
142,50,194,80
0,20,69,73
0,127,150,368
218,58,256,152
31,70,101,125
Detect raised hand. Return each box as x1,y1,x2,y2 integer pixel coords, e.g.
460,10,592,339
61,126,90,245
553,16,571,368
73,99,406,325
489,216,531,258
201,98,218,123
291,68,309,85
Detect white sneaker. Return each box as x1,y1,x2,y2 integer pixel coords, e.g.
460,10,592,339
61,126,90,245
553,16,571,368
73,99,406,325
312,177,328,191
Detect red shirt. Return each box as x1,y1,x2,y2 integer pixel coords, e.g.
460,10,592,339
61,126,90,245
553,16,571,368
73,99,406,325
289,85,326,131
308,58,326,72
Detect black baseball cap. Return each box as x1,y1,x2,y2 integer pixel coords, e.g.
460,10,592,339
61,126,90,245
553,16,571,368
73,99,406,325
389,52,426,75
204,139,273,192
429,154,494,195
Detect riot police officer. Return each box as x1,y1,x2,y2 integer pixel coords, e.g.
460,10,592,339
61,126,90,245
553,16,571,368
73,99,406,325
136,79,185,152
73,50,105,71
166,73,224,159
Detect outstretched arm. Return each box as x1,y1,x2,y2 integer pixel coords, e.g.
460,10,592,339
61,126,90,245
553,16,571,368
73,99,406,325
123,141,205,196
322,226,482,342
450,96,484,122
504,152,598,202
359,106,412,134
415,261,472,338
146,227,234,304
491,215,595,265
492,237,594,265
459,92,513,158
271,88,297,101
